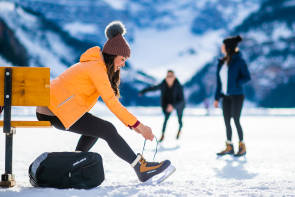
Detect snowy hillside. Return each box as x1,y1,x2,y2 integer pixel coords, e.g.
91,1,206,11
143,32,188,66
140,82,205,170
0,1,79,76
0,1,159,105
186,0,295,107
7,0,260,83
3,0,294,107
233,0,295,107
0,105,295,196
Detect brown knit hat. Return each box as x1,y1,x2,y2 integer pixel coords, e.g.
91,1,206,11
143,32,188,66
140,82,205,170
102,21,131,57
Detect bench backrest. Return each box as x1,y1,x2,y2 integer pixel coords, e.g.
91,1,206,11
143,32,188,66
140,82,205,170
0,67,50,106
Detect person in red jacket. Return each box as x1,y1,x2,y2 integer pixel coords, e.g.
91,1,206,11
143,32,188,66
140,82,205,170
36,21,175,183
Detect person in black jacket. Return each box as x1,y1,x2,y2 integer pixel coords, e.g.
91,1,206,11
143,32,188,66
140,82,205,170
214,35,251,157
139,70,185,142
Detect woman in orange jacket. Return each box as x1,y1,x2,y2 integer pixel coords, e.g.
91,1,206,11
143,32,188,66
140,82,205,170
36,21,174,183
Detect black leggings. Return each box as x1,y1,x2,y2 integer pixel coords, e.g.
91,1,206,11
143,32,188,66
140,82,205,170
162,103,185,134
36,112,137,164
222,95,245,141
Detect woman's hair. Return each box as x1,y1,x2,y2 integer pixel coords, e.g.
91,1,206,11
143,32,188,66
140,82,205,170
221,35,242,65
102,52,120,97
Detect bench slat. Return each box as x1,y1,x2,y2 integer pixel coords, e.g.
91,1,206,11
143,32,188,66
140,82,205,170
0,67,50,106
0,121,51,128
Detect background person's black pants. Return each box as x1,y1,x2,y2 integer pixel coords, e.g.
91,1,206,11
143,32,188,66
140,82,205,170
36,112,137,164
162,102,185,134
222,95,245,142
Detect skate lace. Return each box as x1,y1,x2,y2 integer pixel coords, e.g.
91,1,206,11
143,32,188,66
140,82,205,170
141,136,159,161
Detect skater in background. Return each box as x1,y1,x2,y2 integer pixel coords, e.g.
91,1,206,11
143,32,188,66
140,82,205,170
36,21,175,183
139,70,185,142
214,35,251,157
203,98,210,116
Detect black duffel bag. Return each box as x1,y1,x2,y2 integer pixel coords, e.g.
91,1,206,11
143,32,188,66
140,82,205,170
29,152,104,189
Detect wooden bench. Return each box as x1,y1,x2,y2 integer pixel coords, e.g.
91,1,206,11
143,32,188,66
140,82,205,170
0,67,51,187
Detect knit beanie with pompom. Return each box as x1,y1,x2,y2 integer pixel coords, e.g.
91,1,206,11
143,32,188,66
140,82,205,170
102,21,131,57
223,35,242,52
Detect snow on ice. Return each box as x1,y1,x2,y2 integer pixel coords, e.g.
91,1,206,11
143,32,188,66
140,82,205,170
0,105,295,196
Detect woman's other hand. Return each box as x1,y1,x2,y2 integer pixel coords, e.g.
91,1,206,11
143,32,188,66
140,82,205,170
134,123,154,141
214,100,219,108
166,104,174,113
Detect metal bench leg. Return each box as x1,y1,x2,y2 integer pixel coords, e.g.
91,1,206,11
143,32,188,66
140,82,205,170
1,128,16,187
0,68,15,187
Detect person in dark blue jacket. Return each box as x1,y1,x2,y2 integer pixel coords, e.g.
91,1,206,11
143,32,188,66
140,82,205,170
214,35,251,157
139,70,185,142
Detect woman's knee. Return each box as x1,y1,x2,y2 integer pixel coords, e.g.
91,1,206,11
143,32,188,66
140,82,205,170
224,118,231,125
224,120,231,127
103,121,118,136
233,117,240,123
178,119,183,125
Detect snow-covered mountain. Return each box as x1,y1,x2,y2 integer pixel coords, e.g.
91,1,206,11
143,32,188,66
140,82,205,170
0,1,91,76
5,0,293,107
6,0,260,82
0,0,158,105
186,0,295,107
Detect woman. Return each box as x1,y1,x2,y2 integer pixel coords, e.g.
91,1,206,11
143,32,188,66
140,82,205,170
36,21,174,183
139,70,185,142
214,35,251,157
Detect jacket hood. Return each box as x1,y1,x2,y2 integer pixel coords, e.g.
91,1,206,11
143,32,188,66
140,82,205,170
80,46,104,62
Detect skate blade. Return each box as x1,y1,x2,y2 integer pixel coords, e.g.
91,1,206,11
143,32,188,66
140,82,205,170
143,165,176,185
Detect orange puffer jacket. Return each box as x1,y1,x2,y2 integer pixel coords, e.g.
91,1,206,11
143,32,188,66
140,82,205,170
48,46,138,129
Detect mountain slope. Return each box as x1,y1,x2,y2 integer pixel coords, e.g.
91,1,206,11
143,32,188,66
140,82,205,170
0,1,93,76
186,0,295,107
0,1,159,105
0,0,267,106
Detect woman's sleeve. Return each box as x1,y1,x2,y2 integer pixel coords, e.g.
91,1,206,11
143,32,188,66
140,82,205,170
140,82,162,94
215,62,222,101
238,59,251,85
87,64,139,128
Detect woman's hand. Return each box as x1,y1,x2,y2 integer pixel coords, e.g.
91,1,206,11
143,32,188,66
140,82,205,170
133,123,154,141
214,100,219,108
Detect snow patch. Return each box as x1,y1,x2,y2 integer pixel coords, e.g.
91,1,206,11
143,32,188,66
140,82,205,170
0,3,76,77
102,0,127,10
14,27,68,76
228,2,260,29
0,106,295,196
272,23,293,40
130,26,223,83
64,22,98,37
0,55,12,66
283,0,295,7
246,30,269,43
0,1,15,11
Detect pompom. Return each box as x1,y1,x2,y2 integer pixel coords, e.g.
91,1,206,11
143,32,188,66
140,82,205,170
105,21,127,40
235,35,242,42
